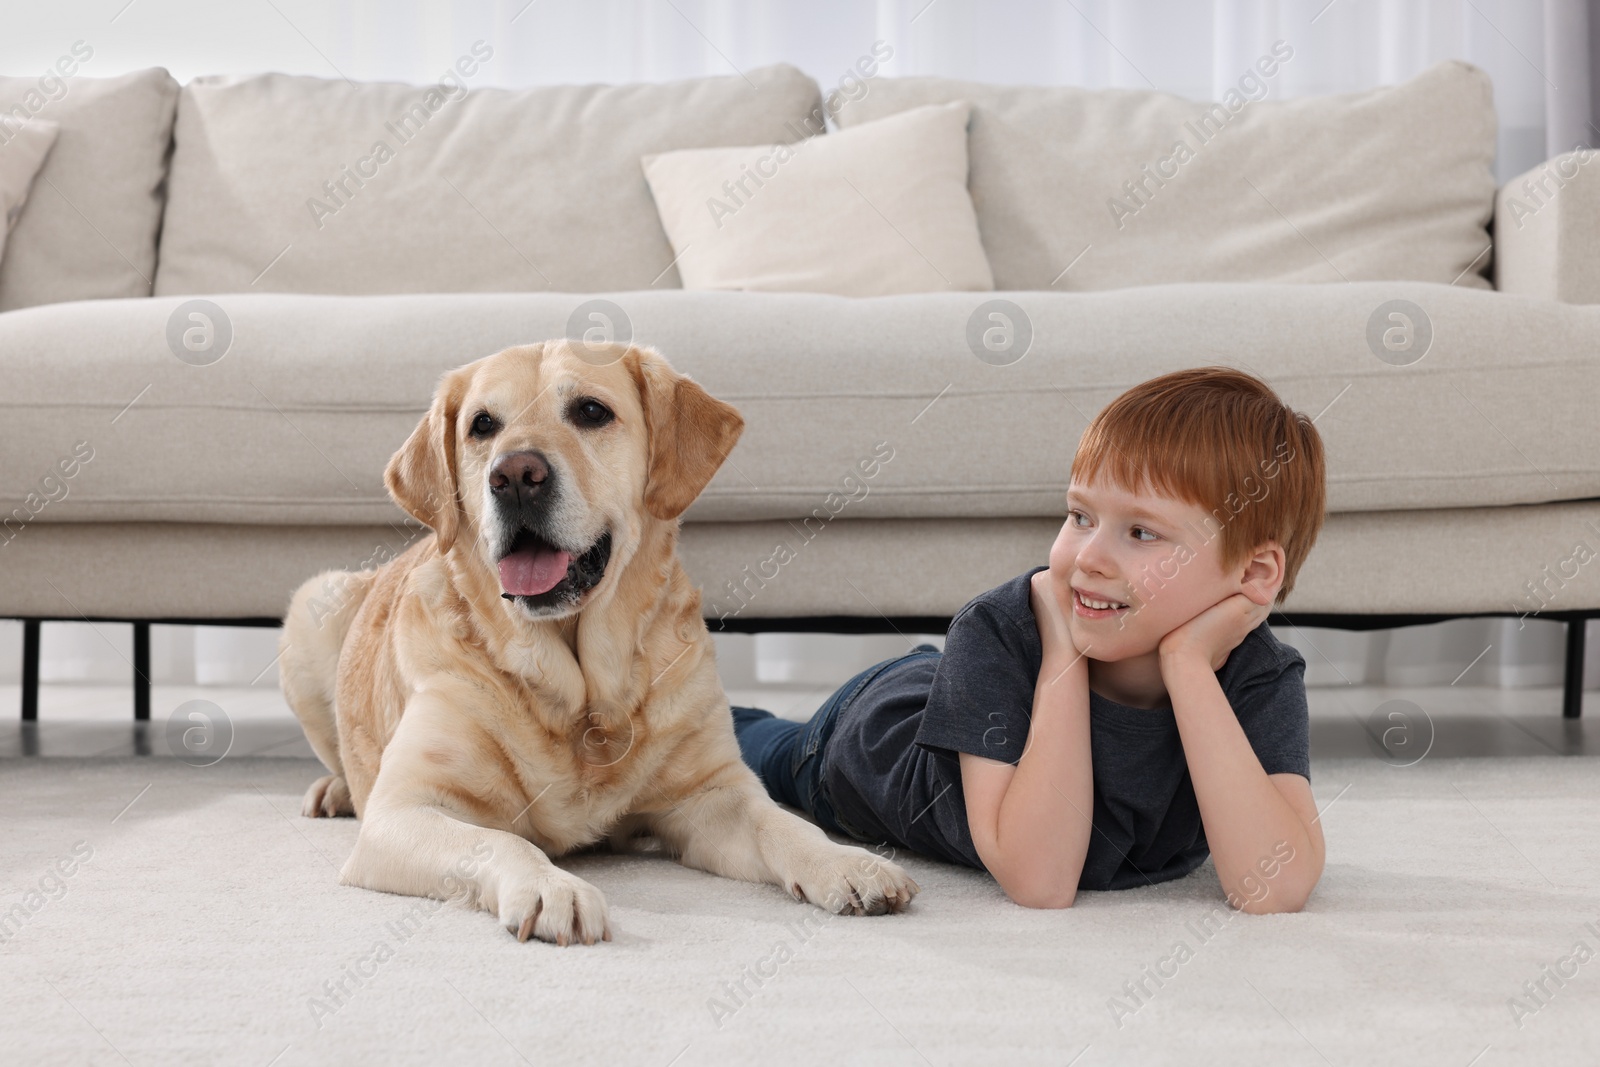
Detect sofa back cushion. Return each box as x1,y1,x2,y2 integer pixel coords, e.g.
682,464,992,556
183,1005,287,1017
0,67,179,311
830,58,1497,291
153,62,824,296
0,119,58,263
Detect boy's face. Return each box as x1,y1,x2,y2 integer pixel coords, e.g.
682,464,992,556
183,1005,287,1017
1047,476,1278,661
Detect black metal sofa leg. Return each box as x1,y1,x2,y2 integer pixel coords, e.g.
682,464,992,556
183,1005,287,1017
21,620,40,722
1563,615,1587,720
133,621,151,722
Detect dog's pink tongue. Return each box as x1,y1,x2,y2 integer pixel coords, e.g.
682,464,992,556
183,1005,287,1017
499,544,572,596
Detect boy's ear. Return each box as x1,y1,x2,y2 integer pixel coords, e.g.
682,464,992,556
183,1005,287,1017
385,365,472,553
1239,540,1286,605
625,346,745,521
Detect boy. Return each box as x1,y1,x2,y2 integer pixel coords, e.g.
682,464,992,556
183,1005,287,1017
732,367,1328,913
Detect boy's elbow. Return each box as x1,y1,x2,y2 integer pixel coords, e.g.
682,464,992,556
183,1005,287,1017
1230,880,1315,914
1235,895,1304,915
976,833,1085,910
1003,875,1078,910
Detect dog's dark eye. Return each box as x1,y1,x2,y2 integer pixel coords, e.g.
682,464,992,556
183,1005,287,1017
572,399,613,427
469,411,499,438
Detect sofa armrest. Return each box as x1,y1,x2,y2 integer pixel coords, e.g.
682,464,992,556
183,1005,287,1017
1494,149,1600,302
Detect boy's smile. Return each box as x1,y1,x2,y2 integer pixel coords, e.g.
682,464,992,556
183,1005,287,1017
1069,587,1130,619
1043,476,1281,710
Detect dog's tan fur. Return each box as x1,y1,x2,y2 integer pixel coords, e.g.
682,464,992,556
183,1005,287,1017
279,340,918,945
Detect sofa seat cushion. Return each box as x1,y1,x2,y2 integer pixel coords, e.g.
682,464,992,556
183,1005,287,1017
153,63,824,296
11,505,1599,621
830,59,1497,294
1,285,1596,530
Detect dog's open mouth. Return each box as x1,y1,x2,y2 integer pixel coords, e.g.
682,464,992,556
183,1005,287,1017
498,529,612,604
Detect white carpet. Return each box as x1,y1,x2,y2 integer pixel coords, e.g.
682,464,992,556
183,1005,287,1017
3,754,1598,1066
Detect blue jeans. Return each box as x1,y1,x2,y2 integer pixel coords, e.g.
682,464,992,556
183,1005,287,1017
731,643,942,840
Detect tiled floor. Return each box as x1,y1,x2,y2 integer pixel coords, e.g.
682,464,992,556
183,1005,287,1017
1,680,1594,760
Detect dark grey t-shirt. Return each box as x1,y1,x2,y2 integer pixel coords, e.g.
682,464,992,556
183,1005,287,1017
820,565,1311,892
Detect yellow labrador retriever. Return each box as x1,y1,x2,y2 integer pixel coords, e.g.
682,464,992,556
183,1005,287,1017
278,340,919,945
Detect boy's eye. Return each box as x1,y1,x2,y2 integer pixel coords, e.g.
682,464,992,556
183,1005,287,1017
1070,509,1158,542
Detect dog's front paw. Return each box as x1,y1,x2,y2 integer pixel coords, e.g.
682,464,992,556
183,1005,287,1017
301,774,354,818
789,845,920,916
498,869,612,946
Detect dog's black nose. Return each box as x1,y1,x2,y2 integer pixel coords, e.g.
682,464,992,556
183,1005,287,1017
489,451,551,496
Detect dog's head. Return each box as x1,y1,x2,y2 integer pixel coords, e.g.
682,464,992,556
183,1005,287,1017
385,340,744,621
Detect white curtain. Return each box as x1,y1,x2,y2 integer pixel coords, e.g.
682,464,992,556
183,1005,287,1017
7,0,1595,692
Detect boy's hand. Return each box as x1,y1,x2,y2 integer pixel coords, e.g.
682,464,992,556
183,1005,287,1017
1030,569,1082,664
1158,590,1273,673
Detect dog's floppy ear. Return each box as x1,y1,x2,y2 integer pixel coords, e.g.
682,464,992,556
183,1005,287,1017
385,365,471,554
626,346,745,521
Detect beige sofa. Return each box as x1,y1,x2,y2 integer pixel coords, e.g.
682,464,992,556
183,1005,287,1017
2,61,1597,720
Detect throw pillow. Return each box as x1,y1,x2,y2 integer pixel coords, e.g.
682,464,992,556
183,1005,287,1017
640,100,994,295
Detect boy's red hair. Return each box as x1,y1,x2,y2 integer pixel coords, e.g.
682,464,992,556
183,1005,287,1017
1070,366,1327,605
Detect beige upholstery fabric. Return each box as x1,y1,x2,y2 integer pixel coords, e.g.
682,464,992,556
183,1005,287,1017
0,119,57,263
831,59,1498,293
0,68,179,311
1494,149,1600,303
2,284,1597,533
641,101,993,295
4,502,1599,621
153,64,825,296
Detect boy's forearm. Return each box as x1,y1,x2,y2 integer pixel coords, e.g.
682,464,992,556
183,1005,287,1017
1160,652,1322,913
989,652,1095,907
